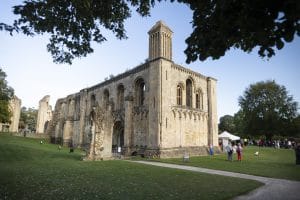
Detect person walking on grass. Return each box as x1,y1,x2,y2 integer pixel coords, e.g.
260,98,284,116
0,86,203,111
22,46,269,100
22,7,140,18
237,143,243,161
225,143,233,161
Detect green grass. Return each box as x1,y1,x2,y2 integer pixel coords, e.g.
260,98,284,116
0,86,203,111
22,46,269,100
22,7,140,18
0,133,262,200
155,146,300,181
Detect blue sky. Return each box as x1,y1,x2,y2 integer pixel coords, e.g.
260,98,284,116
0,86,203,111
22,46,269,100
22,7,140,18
1,1,299,119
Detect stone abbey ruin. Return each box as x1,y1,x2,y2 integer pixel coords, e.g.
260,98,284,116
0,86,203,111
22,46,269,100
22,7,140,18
45,21,218,160
2,21,218,160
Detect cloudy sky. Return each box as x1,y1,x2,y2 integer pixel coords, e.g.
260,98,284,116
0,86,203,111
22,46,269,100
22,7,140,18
1,1,299,119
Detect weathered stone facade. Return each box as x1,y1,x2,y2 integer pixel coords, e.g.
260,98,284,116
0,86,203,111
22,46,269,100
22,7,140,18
47,21,218,159
0,95,21,132
36,95,52,134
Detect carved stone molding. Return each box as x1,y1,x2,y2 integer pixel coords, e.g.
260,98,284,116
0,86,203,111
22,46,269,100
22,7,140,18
171,105,207,120
112,109,125,123
133,106,149,117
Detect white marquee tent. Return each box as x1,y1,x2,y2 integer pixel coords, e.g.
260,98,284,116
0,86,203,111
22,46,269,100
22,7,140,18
218,131,240,150
218,131,240,141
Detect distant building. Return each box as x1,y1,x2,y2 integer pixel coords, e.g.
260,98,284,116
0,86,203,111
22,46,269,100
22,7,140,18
0,95,21,132
47,21,218,160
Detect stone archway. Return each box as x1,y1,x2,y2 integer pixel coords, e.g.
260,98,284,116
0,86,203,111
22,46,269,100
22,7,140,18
112,121,124,156
43,120,49,133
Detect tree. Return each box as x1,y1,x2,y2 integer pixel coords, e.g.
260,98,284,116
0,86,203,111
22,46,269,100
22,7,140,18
182,0,300,63
238,80,298,140
219,115,235,133
0,68,14,123
1,0,299,64
19,107,38,132
233,110,246,137
289,115,300,138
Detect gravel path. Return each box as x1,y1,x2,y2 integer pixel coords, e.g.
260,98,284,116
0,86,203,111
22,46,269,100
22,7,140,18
132,161,300,200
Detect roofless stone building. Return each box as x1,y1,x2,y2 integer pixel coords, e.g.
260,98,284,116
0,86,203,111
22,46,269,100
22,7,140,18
47,21,218,160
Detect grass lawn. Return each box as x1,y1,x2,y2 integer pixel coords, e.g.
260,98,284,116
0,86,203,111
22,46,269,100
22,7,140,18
0,133,262,200
156,146,300,181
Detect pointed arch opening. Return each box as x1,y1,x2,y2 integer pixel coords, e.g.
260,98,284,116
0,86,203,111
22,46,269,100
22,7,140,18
195,89,203,109
176,85,183,106
186,79,193,107
103,89,109,109
135,78,146,106
117,84,125,110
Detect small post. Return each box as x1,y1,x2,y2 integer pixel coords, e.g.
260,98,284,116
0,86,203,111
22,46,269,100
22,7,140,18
183,152,190,162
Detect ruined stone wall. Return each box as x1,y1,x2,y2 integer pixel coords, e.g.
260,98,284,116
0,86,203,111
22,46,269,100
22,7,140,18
9,95,21,132
36,95,52,134
49,62,160,158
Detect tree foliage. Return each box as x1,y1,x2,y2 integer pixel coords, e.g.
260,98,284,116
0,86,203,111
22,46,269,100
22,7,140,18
0,68,14,123
238,80,298,140
182,0,300,63
0,0,157,64
218,115,235,133
1,0,299,64
19,107,38,132
233,110,246,136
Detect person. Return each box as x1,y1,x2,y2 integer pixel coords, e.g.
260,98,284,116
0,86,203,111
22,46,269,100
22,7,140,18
209,144,214,156
237,143,243,161
225,143,233,161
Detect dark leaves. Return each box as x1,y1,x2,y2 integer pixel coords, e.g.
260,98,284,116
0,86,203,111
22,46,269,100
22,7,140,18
182,0,300,63
1,0,299,64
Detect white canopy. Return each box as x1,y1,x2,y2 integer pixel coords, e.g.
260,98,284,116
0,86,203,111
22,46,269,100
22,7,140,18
218,131,240,141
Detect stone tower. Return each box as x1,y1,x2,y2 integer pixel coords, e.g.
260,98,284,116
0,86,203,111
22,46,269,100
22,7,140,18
9,95,21,132
36,95,52,134
148,20,173,61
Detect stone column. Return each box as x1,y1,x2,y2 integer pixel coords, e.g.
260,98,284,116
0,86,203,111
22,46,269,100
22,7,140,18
79,89,88,146
63,120,73,146
207,77,218,146
124,95,133,155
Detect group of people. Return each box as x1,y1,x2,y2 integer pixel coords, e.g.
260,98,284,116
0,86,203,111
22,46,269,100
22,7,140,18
225,143,243,161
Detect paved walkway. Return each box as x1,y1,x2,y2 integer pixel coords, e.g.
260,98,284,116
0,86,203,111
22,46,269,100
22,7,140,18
132,161,300,200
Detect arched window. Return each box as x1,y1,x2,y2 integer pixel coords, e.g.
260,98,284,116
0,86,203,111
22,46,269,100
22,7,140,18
196,93,200,109
135,78,145,106
90,94,96,121
200,91,203,109
103,90,109,108
117,84,124,109
177,85,182,105
186,79,193,107
196,89,203,109
90,94,96,109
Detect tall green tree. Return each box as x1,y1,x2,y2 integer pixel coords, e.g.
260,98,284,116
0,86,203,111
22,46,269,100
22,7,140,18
239,80,298,140
0,68,14,123
218,115,235,133
1,0,299,64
